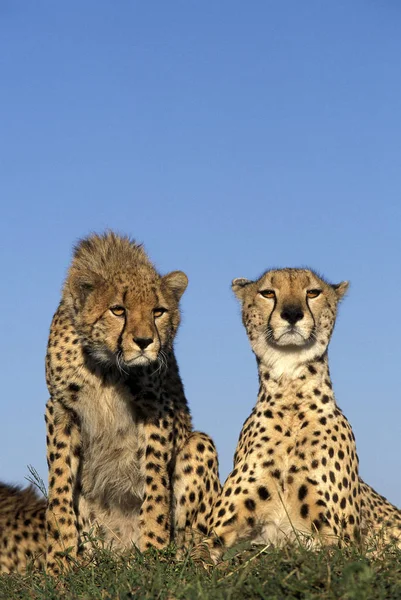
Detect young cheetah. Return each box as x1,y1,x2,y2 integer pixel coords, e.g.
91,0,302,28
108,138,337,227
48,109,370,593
205,268,401,561
0,232,220,574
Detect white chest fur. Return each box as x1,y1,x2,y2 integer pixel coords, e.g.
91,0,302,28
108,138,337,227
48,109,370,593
77,379,146,517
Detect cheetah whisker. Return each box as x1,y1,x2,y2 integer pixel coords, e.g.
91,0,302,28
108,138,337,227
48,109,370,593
159,349,168,372
151,350,168,377
116,351,129,376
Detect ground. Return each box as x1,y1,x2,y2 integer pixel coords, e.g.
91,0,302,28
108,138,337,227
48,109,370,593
2,543,401,599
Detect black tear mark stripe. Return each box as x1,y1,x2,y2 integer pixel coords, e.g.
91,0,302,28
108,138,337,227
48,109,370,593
266,294,277,335
305,295,316,331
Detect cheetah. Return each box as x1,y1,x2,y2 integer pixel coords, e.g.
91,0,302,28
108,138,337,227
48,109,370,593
0,484,46,572
204,268,401,562
1,232,220,574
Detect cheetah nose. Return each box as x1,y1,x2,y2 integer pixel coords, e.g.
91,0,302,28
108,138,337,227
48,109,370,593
133,337,153,350
280,305,304,325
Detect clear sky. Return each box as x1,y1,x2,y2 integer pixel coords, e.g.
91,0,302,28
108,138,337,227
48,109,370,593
1,1,401,505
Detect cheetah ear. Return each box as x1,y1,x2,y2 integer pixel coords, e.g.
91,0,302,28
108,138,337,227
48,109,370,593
68,268,105,305
162,271,188,301
332,281,349,301
232,278,253,301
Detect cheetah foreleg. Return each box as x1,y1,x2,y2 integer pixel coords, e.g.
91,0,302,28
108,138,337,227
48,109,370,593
45,398,82,575
173,431,221,550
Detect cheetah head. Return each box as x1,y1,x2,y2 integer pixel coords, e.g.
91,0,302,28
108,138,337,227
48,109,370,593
232,268,348,377
64,232,188,369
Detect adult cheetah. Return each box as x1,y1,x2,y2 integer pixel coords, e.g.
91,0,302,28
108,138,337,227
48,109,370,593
0,232,220,574
205,268,401,561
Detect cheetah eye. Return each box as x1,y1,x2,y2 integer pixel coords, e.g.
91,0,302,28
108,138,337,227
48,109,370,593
259,290,275,299
110,306,126,317
153,308,167,318
307,289,322,299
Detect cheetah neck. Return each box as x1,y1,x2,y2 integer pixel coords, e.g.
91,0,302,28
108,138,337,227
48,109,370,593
256,340,329,381
257,355,334,405
125,350,185,399
82,345,179,392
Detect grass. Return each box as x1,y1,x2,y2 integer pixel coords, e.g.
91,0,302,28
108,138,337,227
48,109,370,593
2,543,401,600
4,473,400,598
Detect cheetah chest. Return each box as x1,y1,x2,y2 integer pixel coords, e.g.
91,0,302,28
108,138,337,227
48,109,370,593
250,407,326,543
76,382,147,543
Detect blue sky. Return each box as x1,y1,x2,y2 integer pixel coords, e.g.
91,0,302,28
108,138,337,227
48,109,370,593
1,1,401,505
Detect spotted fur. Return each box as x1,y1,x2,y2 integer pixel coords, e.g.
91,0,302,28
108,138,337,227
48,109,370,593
0,484,46,572
0,232,220,574
205,268,401,561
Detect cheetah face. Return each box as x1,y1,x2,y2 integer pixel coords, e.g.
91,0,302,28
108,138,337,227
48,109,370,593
69,269,188,369
232,269,348,374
